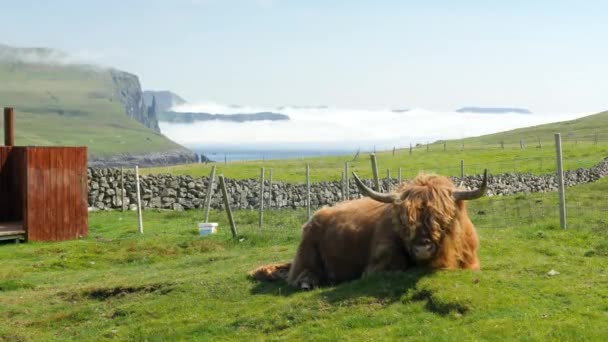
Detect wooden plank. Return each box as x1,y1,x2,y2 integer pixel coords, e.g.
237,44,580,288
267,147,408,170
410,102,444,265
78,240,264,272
79,148,88,238
27,147,49,240
60,148,72,238
0,222,25,236
25,148,34,240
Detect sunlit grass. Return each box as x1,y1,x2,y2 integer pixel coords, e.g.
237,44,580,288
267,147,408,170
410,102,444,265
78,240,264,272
2,179,608,340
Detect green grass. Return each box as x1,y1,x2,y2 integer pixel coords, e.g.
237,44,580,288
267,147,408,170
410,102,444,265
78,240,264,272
144,141,608,183
0,58,184,156
2,178,608,340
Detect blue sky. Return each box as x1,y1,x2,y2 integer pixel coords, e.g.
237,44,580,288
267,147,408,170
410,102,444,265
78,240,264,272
2,0,607,113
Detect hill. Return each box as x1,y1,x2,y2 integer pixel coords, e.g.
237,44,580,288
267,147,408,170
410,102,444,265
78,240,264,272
462,110,608,146
0,44,195,166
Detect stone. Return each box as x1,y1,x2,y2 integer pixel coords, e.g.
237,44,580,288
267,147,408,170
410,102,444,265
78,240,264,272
149,197,162,208
161,188,177,198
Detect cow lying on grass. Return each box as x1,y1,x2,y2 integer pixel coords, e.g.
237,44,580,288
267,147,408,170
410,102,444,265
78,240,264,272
251,170,488,290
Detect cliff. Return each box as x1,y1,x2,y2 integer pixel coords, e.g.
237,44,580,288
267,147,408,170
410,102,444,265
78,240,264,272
0,43,199,166
110,69,161,132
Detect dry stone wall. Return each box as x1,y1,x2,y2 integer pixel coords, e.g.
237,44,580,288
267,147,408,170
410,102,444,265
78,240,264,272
88,157,608,211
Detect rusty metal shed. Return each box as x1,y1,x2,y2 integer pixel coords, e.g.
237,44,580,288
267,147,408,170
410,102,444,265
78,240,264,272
0,108,88,242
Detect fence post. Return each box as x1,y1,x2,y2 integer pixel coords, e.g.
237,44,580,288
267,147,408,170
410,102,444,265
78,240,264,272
386,168,391,191
426,142,430,152
268,168,273,209
398,167,402,184
306,164,311,219
538,136,542,148
3,107,14,146
409,143,412,155
501,140,504,149
443,142,446,151
460,160,464,178
224,153,227,165
259,168,264,228
344,162,349,200
393,146,396,156
218,175,238,238
120,167,125,212
341,171,345,199
135,166,143,234
554,133,567,229
370,153,381,191
594,132,598,145
203,166,216,223
461,141,464,151
520,139,524,149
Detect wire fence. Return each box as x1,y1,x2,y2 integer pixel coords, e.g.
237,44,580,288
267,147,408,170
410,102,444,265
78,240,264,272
212,140,608,232
121,132,608,236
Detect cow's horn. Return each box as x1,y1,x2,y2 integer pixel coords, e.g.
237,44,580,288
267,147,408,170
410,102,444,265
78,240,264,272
351,172,398,203
452,169,488,201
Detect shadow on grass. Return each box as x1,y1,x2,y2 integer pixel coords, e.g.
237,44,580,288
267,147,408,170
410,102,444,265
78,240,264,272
249,267,431,305
318,268,430,305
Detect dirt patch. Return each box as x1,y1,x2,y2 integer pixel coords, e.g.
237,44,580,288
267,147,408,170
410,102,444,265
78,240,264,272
411,289,469,316
86,283,172,300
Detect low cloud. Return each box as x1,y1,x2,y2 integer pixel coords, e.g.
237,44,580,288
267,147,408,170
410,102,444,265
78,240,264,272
161,102,590,151
0,45,106,67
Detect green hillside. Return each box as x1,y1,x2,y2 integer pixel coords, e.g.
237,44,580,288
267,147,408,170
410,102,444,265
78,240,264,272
461,110,608,147
0,50,185,157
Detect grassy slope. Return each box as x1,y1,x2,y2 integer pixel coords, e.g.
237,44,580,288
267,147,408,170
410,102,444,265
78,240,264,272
0,61,183,156
1,178,608,340
462,110,608,146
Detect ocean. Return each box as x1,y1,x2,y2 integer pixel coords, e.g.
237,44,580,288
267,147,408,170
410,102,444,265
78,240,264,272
192,148,356,162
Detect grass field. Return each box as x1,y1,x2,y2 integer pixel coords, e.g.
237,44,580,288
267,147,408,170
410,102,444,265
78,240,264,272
144,141,608,183
2,177,608,340
0,50,184,157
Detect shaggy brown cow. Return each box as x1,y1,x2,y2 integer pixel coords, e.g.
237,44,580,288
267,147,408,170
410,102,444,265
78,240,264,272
250,170,488,290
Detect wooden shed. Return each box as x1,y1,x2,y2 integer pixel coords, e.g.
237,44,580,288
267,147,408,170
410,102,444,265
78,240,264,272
0,108,88,242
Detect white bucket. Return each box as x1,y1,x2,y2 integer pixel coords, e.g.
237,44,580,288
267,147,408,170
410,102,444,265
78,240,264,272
198,222,218,236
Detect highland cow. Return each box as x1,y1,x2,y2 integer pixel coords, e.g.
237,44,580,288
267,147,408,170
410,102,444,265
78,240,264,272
250,170,488,290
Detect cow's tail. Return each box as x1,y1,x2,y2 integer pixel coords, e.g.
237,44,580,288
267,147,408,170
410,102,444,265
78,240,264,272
249,262,292,281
